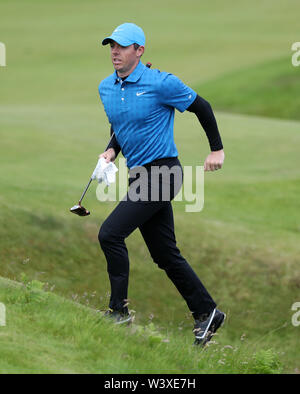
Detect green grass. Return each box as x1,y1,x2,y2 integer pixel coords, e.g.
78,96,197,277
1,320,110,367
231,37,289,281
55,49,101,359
0,107,299,372
0,276,283,374
1,0,299,105
1,0,300,374
194,57,300,120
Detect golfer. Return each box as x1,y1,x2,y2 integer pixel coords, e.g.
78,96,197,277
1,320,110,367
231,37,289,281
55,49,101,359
98,23,225,345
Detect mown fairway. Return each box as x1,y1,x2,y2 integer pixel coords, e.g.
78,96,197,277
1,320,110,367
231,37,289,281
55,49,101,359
0,0,299,373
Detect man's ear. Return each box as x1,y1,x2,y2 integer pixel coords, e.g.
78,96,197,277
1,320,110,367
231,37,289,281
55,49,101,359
137,45,145,57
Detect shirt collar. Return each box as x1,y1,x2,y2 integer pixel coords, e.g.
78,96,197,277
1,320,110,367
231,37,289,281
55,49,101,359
114,61,146,84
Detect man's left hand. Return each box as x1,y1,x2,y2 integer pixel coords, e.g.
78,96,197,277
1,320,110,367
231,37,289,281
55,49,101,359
204,149,225,171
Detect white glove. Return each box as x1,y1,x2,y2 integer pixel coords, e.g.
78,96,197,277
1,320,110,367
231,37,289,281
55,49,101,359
91,158,118,186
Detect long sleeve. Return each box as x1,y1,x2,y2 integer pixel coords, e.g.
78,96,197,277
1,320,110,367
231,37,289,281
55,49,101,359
107,126,121,156
187,95,223,151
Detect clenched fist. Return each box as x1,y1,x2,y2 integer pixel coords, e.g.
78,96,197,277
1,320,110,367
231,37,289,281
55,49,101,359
204,149,225,171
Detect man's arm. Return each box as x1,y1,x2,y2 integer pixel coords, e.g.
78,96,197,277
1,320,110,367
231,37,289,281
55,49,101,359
108,126,121,156
99,126,121,163
187,95,225,171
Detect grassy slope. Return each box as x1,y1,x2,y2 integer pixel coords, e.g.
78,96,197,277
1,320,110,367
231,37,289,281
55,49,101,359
0,276,282,374
1,0,299,104
194,57,300,120
1,0,300,373
0,107,299,372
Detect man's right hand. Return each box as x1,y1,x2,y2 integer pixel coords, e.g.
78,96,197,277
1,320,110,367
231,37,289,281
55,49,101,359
99,148,116,163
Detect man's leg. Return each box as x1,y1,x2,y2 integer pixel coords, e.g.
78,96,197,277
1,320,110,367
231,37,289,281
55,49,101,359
98,198,166,312
139,202,216,317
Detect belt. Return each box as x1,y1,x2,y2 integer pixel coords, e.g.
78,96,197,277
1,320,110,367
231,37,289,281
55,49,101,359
142,156,178,169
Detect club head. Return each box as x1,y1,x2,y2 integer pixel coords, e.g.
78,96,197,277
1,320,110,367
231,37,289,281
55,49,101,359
70,204,90,217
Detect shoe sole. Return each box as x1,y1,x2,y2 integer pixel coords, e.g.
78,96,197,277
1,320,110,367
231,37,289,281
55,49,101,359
115,315,133,325
103,311,134,326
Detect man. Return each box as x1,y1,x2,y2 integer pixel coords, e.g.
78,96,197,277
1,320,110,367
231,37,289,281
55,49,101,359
98,23,226,346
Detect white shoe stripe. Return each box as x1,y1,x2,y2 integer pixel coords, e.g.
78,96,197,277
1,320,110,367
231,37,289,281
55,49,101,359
195,308,216,340
115,315,132,325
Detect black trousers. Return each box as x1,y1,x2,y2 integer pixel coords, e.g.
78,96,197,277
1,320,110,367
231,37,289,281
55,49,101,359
98,157,216,318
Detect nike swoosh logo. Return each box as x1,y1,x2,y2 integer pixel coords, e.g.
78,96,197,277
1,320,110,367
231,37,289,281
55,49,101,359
136,91,146,96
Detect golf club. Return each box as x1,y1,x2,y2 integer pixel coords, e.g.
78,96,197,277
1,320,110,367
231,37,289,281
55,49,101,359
70,133,115,216
70,62,152,217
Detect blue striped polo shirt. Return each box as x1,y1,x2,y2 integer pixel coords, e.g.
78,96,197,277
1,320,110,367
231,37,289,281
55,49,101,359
98,61,197,168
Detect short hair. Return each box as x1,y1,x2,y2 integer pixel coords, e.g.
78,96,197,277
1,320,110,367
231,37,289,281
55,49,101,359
133,43,140,50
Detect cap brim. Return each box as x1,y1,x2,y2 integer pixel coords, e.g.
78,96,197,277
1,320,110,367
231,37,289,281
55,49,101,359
102,34,133,47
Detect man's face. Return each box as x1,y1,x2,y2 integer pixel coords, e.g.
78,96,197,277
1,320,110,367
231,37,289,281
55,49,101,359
110,41,144,76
